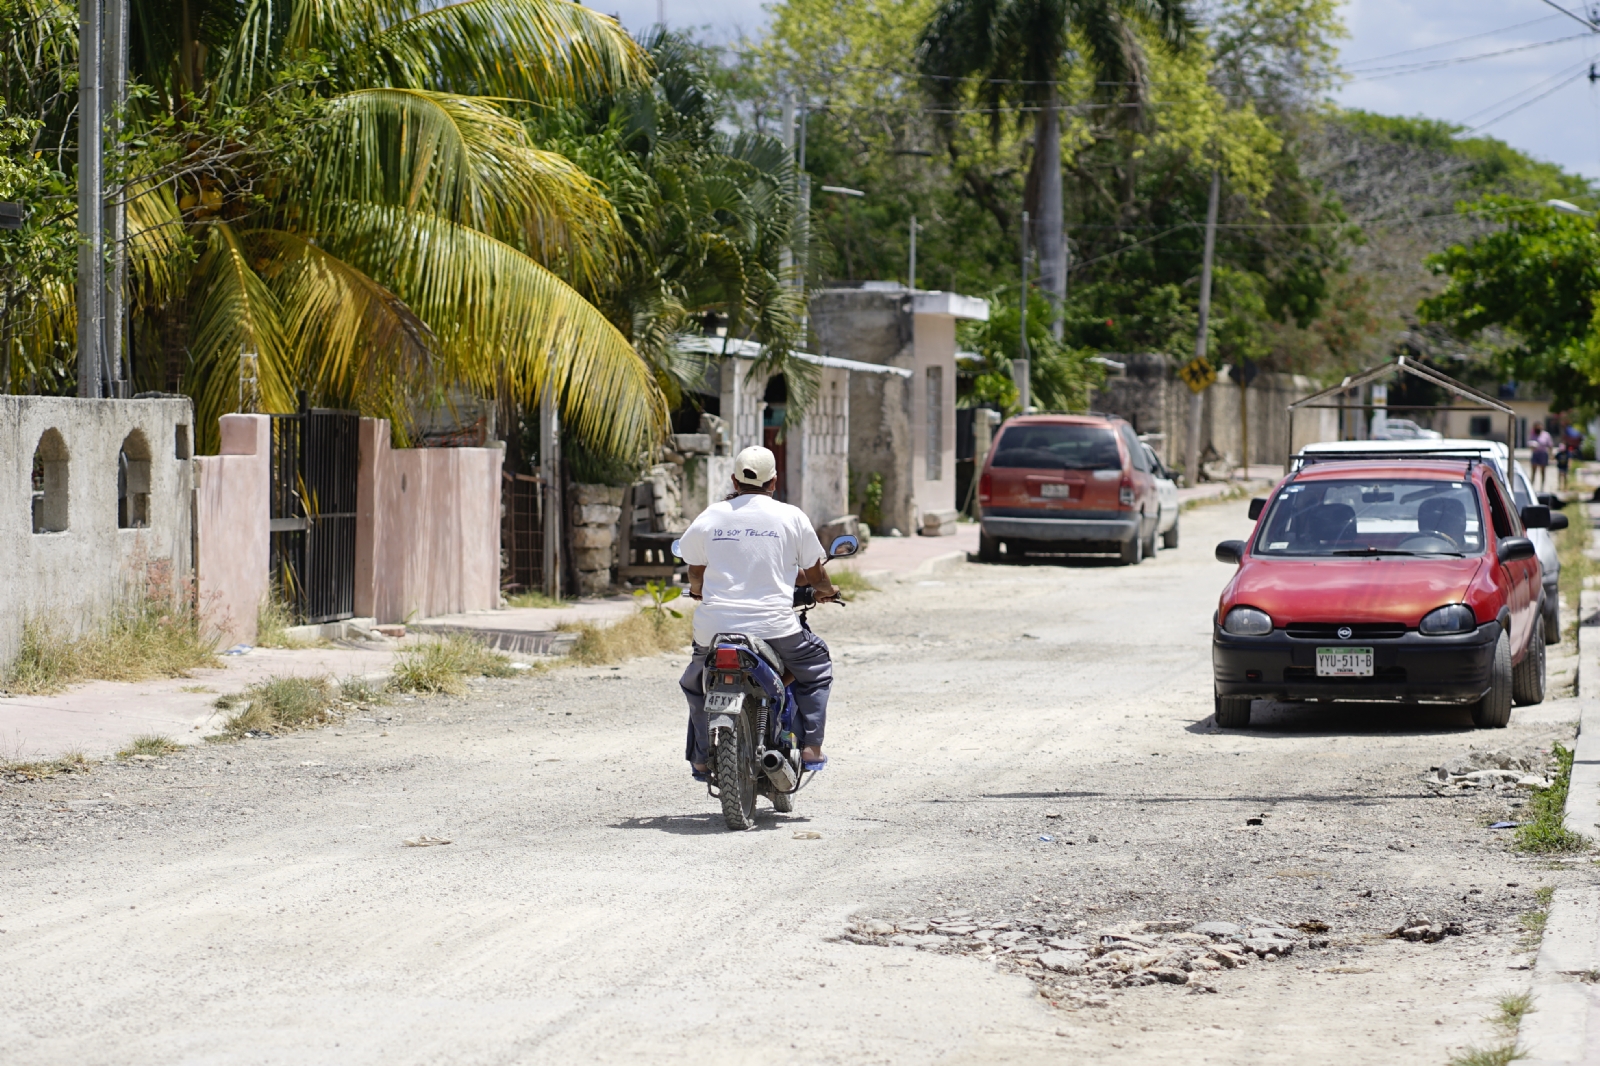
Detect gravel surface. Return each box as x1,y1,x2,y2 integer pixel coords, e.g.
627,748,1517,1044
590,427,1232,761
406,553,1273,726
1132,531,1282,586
0,503,1588,1065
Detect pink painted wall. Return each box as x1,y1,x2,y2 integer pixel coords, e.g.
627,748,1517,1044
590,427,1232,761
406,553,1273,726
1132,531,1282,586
355,419,501,624
194,414,270,646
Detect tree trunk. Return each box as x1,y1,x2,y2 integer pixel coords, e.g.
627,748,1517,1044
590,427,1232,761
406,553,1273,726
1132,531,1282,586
1032,92,1066,340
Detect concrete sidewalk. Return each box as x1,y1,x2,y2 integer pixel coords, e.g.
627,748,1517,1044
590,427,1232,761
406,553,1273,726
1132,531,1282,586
414,597,637,655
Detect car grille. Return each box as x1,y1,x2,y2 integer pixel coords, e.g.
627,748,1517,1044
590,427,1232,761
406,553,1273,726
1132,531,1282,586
1284,666,1407,682
1285,623,1408,640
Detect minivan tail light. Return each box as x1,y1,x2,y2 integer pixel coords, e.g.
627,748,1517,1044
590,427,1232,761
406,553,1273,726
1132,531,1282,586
1118,477,1134,507
715,648,741,669
978,472,992,504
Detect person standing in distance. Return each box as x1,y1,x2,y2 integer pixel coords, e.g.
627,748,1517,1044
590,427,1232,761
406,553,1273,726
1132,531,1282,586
675,445,840,781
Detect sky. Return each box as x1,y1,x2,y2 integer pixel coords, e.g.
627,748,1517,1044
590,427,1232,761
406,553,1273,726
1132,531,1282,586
593,0,1600,182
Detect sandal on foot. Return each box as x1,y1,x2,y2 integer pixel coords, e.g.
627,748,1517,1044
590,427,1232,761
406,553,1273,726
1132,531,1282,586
802,755,828,772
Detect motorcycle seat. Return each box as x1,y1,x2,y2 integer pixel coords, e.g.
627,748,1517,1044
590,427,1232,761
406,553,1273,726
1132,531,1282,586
711,632,784,675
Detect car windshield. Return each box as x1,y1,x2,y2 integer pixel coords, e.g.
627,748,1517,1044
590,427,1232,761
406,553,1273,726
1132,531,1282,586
991,424,1120,470
1254,478,1485,557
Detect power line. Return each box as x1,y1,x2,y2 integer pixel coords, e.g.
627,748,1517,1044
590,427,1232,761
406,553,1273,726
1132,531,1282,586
1465,63,1595,133
1454,52,1598,126
1341,14,1564,68
1344,33,1590,82
1534,0,1600,33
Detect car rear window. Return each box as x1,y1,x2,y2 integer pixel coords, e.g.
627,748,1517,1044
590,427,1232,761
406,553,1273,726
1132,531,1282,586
990,424,1121,470
1255,478,1485,557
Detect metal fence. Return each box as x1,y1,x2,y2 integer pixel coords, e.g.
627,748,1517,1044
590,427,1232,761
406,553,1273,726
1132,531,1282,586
268,397,359,625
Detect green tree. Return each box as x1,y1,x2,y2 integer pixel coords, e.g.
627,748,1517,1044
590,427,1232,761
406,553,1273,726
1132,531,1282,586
916,0,1193,333
1419,197,1600,410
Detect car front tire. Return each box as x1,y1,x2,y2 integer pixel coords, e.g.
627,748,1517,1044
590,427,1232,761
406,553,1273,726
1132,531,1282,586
1543,592,1561,645
1215,693,1252,729
1471,627,1513,728
1162,517,1179,550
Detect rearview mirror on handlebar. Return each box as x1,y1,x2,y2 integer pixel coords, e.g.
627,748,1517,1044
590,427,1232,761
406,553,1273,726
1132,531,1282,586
671,539,683,559
828,534,860,559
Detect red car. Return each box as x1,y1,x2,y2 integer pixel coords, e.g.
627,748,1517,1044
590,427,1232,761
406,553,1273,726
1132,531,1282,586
1212,457,1549,729
976,414,1161,564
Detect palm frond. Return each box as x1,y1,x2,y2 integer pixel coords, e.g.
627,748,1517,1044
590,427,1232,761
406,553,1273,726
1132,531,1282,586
328,204,665,457
314,87,620,274
186,222,288,448
363,0,650,100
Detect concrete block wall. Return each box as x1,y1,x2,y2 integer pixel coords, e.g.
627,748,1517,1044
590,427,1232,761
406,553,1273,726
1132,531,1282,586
354,419,501,623
0,396,195,669
569,484,623,597
784,365,852,529
193,414,270,647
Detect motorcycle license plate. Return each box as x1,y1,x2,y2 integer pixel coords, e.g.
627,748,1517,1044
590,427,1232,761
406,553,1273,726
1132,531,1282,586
1039,483,1073,499
1316,647,1373,677
705,691,744,714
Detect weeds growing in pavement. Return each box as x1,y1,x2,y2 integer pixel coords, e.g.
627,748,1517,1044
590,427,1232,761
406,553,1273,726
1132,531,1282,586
504,589,567,609
565,608,693,666
1515,745,1588,853
2,749,93,782
254,595,321,649
1,564,218,695
829,568,878,601
1448,1046,1523,1066
1446,992,1534,1066
214,676,341,738
1495,992,1534,1033
118,735,182,759
389,635,517,695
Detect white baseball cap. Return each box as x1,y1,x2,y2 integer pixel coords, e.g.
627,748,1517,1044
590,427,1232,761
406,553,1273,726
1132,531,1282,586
733,445,777,486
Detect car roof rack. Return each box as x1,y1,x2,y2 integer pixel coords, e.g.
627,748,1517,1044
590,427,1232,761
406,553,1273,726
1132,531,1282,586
1291,447,1482,468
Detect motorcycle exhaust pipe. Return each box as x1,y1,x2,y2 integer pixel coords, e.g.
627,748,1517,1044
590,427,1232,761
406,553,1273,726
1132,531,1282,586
761,749,799,792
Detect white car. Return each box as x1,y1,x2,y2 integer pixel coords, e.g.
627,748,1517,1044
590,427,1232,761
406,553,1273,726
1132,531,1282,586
1295,438,1564,643
1141,443,1180,549
1371,417,1443,441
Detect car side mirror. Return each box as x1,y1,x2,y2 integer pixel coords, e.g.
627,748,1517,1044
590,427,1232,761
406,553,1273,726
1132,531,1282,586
1215,540,1245,564
1520,505,1551,529
1550,512,1570,531
1538,493,1560,509
1248,498,1267,521
828,534,860,558
1497,536,1536,563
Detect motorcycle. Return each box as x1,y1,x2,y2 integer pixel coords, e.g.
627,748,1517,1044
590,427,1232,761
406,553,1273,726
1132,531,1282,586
670,534,860,830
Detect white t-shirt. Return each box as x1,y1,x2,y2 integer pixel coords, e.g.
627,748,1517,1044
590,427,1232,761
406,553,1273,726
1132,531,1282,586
676,493,825,646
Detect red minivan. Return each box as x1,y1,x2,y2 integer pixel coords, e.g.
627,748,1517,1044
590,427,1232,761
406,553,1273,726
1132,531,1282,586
1212,456,1548,729
976,414,1161,564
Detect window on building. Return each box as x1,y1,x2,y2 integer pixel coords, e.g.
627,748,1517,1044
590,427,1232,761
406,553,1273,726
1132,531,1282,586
31,428,69,533
926,366,943,480
118,429,152,529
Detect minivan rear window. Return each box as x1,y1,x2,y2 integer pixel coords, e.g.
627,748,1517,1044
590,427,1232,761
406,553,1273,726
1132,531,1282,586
990,424,1121,470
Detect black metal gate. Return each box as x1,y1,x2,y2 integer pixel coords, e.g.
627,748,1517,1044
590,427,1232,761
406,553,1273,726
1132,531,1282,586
501,471,545,594
269,398,359,624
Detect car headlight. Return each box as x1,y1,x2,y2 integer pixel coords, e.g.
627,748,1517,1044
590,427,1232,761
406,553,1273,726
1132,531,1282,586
1222,606,1274,636
1419,604,1476,635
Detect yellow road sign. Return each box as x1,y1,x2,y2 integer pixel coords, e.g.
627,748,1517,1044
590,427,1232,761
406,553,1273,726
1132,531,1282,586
1178,356,1216,394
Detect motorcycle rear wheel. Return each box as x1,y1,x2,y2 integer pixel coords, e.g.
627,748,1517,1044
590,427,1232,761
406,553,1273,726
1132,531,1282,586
716,714,758,830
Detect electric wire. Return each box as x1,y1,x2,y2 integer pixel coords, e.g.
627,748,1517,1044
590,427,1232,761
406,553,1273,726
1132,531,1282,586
1343,33,1590,82
1464,63,1594,133
1453,52,1598,127
1341,14,1564,68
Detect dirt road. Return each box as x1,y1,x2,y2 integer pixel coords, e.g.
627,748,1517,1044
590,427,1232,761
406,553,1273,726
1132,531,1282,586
0,503,1582,1064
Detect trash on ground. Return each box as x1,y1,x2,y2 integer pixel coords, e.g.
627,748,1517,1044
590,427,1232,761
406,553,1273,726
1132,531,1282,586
222,644,253,656
1488,821,1518,829
793,830,822,840
403,835,452,847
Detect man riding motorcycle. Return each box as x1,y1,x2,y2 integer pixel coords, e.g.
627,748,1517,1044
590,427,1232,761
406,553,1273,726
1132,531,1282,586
674,446,840,781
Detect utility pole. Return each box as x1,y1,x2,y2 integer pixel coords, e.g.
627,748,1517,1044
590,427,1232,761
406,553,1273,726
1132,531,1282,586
77,0,104,399
908,216,920,291
540,386,561,600
104,0,128,396
1013,211,1031,414
779,91,795,285
1184,171,1221,488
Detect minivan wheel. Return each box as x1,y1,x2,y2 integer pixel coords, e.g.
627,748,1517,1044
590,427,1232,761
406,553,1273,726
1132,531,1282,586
1513,614,1546,706
1162,518,1180,550
1215,693,1252,729
978,530,1000,563
1118,532,1143,565
1142,517,1159,558
1471,628,1513,728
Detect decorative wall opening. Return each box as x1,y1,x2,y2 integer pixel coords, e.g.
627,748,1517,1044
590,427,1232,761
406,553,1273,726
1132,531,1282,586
926,366,943,480
118,429,152,529
31,428,69,533
174,423,192,459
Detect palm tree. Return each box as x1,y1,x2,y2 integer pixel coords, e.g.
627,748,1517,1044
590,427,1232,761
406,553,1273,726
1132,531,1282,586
84,0,664,455
916,0,1191,336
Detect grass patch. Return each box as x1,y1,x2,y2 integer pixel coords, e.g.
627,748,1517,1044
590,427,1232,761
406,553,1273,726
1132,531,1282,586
339,676,388,705
1519,886,1556,950
565,608,694,666
117,734,182,759
1447,992,1535,1066
829,568,878,601
2,589,218,695
1556,503,1594,644
1448,1046,1523,1066
1495,992,1535,1035
504,589,568,609
2,750,93,781
1180,480,1265,513
1515,744,1589,853
389,635,517,695
214,676,341,739
253,595,323,649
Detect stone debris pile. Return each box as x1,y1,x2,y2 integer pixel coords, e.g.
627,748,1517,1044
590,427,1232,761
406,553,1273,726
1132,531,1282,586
1387,915,1464,943
1422,748,1552,792
839,913,1332,1004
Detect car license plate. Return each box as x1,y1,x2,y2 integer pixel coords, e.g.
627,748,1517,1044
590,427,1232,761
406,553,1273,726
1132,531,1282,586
1039,483,1073,499
1316,647,1373,677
